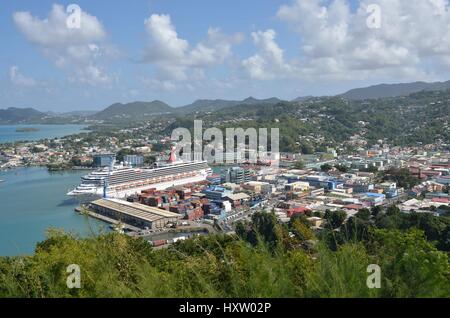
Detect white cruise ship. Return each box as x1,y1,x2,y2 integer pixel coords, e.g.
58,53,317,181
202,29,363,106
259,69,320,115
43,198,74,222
67,150,212,201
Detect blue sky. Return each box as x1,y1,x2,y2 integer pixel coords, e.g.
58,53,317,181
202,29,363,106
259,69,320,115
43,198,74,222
1,0,450,111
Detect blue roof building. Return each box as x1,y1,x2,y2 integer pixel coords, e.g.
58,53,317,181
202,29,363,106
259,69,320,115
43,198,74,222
202,186,232,201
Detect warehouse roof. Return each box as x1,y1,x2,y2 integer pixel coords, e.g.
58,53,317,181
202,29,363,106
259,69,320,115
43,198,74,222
225,193,250,201
91,198,181,222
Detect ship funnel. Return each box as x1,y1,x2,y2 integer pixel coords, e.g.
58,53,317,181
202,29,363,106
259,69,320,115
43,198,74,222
168,146,177,164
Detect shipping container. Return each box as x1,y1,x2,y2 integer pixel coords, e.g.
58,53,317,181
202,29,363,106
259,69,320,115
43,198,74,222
150,239,167,247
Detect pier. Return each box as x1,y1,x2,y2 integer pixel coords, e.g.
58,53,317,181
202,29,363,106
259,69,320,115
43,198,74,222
75,206,142,232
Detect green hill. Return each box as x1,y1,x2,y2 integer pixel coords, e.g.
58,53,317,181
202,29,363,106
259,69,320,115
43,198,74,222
0,107,47,124
341,81,450,100
167,90,450,153
93,101,173,121
177,97,283,113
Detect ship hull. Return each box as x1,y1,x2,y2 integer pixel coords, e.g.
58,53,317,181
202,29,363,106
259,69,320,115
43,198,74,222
68,172,209,201
105,173,208,198
68,192,103,204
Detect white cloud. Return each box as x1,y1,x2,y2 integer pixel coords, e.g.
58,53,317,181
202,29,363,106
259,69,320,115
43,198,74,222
13,5,105,47
13,4,116,86
9,66,37,87
242,29,297,80
272,0,450,80
189,28,243,67
141,14,242,83
68,65,116,86
143,14,188,63
141,77,178,91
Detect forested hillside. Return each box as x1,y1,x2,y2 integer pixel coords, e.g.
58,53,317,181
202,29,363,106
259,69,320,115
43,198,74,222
0,107,47,124
174,90,450,153
341,81,450,100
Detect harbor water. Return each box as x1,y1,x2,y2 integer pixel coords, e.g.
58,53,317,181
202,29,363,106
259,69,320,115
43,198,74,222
0,124,88,144
0,167,108,256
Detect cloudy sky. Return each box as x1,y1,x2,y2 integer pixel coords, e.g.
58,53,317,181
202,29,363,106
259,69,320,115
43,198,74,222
1,0,450,111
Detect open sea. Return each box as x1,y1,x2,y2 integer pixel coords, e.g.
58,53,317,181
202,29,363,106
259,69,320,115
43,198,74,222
0,124,88,144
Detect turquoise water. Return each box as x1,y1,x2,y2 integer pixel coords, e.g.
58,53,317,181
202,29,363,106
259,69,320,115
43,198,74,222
0,124,88,144
0,167,108,256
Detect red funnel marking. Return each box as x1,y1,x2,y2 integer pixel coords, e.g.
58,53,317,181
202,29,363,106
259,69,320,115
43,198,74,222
168,147,176,163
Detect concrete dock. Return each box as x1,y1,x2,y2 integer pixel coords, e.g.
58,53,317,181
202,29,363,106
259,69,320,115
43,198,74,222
75,206,142,232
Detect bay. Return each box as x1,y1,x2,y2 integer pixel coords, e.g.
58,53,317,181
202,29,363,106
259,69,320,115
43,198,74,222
0,167,108,256
0,124,88,144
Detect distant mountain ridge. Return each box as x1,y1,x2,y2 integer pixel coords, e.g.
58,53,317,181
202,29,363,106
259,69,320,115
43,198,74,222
340,80,450,100
92,101,173,120
4,79,450,124
291,96,314,102
92,97,285,120
178,96,283,113
0,97,284,124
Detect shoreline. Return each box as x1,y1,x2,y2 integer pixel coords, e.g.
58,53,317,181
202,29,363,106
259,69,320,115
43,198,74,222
0,165,93,173
0,123,90,145
1,124,93,171
0,123,88,126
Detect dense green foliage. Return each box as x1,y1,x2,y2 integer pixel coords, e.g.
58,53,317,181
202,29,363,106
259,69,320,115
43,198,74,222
0,207,448,298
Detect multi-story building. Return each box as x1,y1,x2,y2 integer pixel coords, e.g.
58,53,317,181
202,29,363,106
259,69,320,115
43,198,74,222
285,181,310,192
202,186,233,201
221,166,253,184
93,154,116,167
242,181,272,194
124,155,144,167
